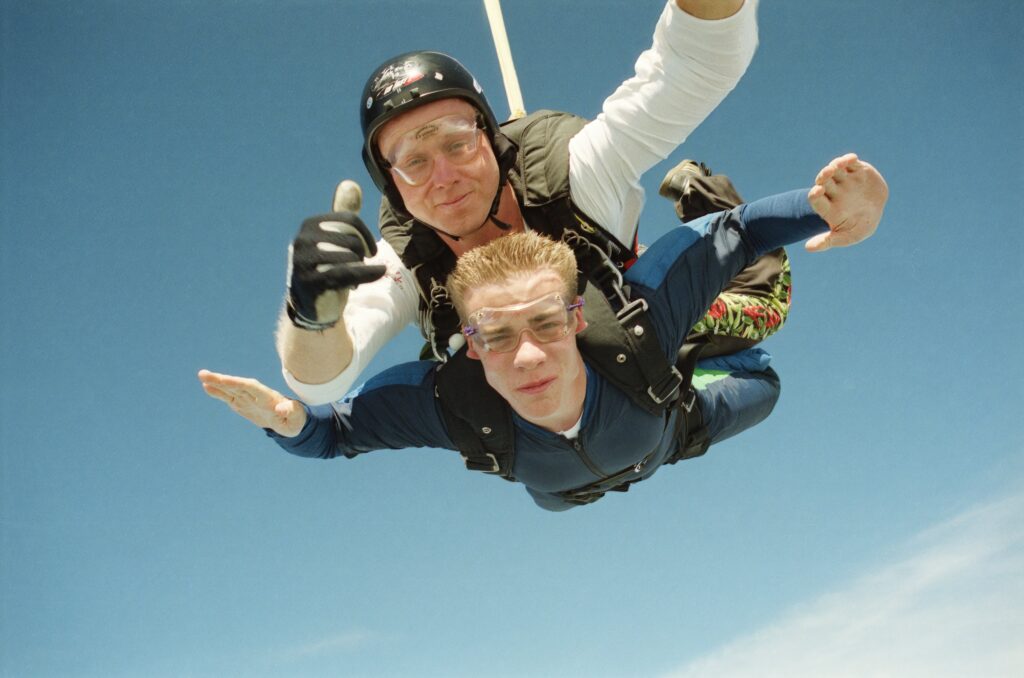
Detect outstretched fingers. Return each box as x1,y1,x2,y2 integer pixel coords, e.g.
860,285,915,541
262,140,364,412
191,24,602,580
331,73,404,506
805,154,888,253
197,369,307,437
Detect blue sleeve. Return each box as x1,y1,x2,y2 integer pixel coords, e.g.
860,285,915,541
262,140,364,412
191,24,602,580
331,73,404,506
624,189,827,357
267,360,457,459
739,189,827,257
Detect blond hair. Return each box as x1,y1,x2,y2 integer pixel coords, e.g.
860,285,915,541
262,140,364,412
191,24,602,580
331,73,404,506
448,231,579,320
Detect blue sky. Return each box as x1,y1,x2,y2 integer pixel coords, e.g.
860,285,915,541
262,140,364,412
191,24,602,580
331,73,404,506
2,1,1022,676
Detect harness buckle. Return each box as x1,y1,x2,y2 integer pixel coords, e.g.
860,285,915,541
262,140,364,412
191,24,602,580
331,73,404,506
678,385,697,412
463,452,501,473
647,366,683,405
616,297,649,325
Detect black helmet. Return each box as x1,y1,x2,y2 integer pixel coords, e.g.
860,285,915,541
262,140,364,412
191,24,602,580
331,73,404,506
360,51,504,203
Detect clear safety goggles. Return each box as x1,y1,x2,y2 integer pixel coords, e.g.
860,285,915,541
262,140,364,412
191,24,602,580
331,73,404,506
462,292,584,354
383,114,483,187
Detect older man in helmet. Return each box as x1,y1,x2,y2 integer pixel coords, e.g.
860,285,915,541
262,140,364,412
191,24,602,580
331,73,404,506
277,0,788,405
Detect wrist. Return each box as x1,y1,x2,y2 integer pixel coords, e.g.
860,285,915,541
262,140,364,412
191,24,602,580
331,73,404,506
286,301,338,331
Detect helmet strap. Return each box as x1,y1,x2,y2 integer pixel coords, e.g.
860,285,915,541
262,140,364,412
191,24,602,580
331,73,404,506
477,129,520,235
433,175,511,242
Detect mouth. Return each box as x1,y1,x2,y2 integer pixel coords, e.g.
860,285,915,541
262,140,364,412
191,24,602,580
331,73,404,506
436,192,471,209
517,377,555,395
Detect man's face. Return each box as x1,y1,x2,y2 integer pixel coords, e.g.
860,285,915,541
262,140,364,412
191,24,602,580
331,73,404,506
377,98,500,237
463,269,588,432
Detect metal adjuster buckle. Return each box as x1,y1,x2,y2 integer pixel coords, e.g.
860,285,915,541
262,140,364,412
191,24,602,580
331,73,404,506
678,386,697,412
463,452,501,473
616,297,649,325
647,366,683,405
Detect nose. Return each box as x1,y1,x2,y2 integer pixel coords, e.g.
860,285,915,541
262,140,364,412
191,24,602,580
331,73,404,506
512,333,546,370
429,151,459,186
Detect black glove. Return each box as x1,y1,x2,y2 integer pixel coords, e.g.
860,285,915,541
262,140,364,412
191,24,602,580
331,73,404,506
286,211,386,330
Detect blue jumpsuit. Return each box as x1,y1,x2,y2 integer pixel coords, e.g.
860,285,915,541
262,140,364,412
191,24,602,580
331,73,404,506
272,189,827,510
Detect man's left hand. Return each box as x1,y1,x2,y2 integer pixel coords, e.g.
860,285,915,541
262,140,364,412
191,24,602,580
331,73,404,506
806,153,889,252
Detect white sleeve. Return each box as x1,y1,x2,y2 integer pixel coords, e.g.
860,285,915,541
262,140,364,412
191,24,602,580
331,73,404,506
567,0,759,248
281,238,420,404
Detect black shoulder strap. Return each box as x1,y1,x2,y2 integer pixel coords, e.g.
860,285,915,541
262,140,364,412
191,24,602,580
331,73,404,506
501,110,586,207
434,348,517,479
577,285,684,416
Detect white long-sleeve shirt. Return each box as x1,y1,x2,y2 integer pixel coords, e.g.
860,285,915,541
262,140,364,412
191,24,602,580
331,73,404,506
285,0,760,404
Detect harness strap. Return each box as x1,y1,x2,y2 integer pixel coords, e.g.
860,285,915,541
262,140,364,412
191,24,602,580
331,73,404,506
554,338,712,504
555,392,710,505
574,260,684,417
669,338,712,461
434,350,518,480
555,382,708,506
672,387,711,462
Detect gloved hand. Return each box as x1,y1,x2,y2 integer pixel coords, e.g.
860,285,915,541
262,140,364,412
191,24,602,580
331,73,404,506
286,211,386,330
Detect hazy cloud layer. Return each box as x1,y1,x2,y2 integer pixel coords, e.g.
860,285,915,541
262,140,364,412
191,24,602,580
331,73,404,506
266,629,377,666
665,491,1024,678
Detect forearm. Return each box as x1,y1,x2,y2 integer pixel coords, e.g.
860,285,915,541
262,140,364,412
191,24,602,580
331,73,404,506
567,0,758,246
268,361,453,459
676,0,745,20
628,190,824,355
278,238,419,404
276,309,354,386
740,189,826,257
266,403,347,459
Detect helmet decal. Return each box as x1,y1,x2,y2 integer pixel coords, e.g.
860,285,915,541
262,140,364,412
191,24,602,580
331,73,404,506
372,60,423,99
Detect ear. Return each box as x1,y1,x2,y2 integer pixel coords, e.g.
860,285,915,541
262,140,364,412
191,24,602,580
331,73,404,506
466,339,482,361
573,307,588,334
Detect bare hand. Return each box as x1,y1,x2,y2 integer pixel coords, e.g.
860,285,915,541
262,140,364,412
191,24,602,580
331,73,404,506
805,153,889,252
198,369,307,437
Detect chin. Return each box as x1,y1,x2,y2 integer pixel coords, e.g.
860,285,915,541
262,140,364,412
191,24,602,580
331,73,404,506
516,398,558,425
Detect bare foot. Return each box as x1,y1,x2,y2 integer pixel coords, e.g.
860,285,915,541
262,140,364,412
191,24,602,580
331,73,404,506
805,153,889,252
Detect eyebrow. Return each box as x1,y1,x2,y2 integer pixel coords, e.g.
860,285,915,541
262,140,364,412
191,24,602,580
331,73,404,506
527,308,561,322
478,323,514,337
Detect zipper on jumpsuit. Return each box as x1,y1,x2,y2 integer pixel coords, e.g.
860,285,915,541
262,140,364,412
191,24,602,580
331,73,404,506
566,436,651,486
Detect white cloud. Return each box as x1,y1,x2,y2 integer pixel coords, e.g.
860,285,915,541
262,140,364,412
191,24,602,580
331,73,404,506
274,629,376,661
664,491,1024,678
293,630,373,656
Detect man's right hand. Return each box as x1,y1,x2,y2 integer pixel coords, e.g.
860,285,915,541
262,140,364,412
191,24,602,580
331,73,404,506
286,211,386,330
198,369,307,437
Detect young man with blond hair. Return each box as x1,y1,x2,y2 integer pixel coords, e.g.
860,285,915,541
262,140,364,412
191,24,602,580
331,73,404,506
201,154,887,511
